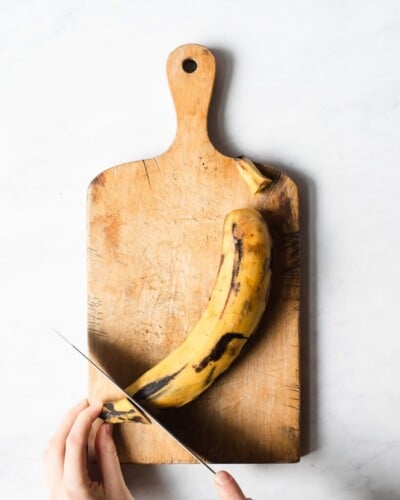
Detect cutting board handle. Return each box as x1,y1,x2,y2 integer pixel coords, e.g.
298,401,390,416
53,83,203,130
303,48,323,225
166,44,216,152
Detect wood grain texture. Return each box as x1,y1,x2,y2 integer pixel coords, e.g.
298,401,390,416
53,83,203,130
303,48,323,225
87,44,300,463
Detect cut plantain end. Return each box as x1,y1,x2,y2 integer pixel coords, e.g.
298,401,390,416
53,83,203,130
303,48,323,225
101,401,151,425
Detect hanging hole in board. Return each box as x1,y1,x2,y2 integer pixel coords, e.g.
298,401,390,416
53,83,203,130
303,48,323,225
182,58,197,73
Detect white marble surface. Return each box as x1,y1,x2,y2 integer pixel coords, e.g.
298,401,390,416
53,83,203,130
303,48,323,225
1,1,400,499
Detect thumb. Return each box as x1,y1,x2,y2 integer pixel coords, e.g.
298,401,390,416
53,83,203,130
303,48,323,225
95,423,132,498
215,470,247,500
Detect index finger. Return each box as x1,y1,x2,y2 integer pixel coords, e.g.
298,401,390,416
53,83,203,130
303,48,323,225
63,403,103,488
49,399,89,455
43,399,89,491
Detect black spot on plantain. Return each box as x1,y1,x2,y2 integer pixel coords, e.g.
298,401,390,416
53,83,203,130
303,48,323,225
204,366,217,387
231,223,244,277
232,280,241,294
220,225,245,316
242,299,252,315
132,365,187,401
193,333,248,372
218,254,225,272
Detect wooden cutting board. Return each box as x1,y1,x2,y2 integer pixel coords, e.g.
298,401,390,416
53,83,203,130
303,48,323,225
87,43,300,464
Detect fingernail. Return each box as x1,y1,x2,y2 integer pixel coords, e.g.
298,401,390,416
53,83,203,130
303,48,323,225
105,423,113,436
215,470,232,486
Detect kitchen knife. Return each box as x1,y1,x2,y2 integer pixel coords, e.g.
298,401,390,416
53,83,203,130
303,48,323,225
54,329,216,475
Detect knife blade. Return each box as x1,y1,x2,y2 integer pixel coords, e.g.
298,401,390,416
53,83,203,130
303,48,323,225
54,329,215,475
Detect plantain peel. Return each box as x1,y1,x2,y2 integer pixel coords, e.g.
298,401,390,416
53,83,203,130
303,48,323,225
101,208,272,423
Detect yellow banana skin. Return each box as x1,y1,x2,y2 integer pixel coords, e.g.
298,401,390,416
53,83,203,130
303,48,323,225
102,208,272,423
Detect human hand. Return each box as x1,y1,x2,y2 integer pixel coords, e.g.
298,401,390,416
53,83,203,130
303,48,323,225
215,470,248,500
43,399,133,500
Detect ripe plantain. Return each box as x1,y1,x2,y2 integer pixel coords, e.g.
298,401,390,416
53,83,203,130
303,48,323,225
102,208,272,423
